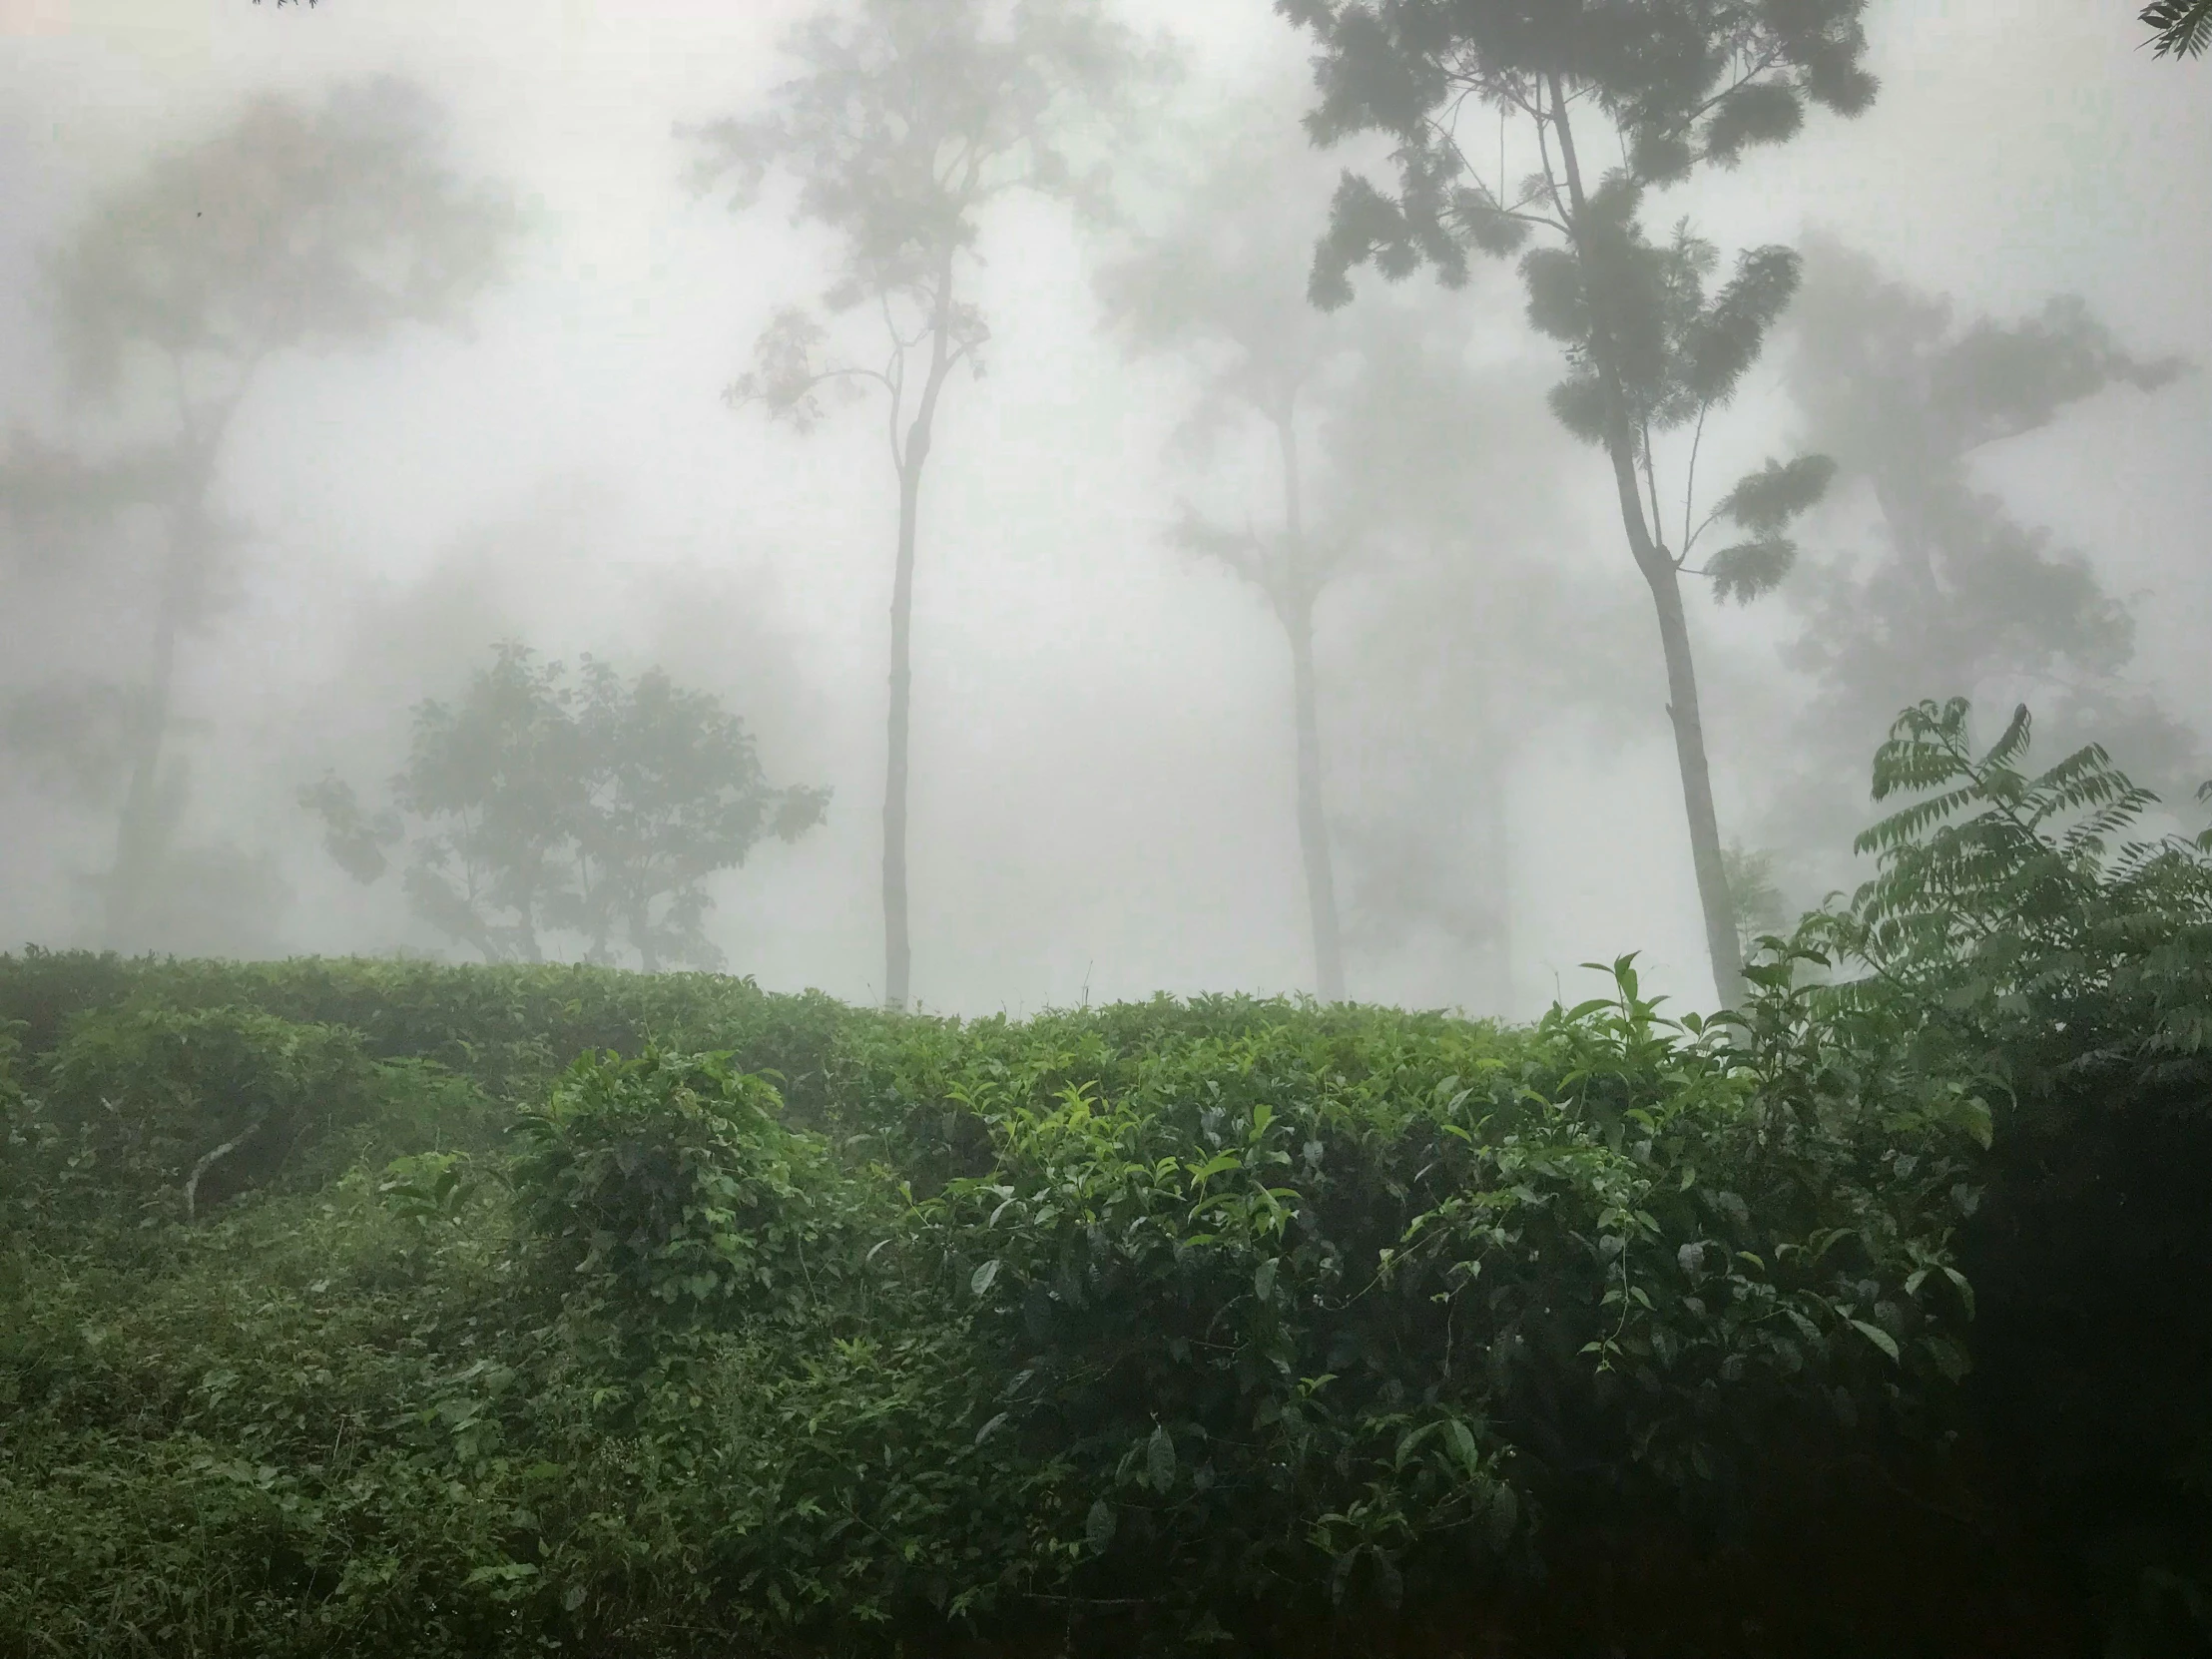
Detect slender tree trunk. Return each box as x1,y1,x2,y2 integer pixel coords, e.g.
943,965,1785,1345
1286,599,1345,1002
1641,558,1743,1007
105,502,198,946
883,437,922,1011
1870,475,1942,599
879,256,963,1012
1477,649,1513,1015
1547,77,1744,1009
1273,408,1344,1002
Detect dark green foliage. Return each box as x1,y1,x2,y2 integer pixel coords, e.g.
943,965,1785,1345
513,1048,853,1328
2143,0,2212,57
25,1005,378,1225
0,950,868,1118
4,765,2208,1657
1796,699,2212,1655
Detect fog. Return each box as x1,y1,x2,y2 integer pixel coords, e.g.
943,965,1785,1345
2,0,2206,1018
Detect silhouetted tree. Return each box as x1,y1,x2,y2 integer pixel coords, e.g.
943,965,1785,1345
1760,237,2194,895
1279,0,1872,1007
693,0,1154,1010
304,645,829,969
1099,132,1359,1000
0,82,512,949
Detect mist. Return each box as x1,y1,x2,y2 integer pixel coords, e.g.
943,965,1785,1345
3,0,2206,1020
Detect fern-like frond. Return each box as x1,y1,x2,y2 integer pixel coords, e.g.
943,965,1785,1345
2142,0,2212,58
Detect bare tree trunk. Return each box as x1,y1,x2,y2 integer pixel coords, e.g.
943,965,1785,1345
1547,77,1744,1009
1477,649,1514,1015
1870,475,1942,599
879,257,963,1013
1274,409,1345,1002
1641,557,1744,1008
105,503,198,946
883,435,921,1012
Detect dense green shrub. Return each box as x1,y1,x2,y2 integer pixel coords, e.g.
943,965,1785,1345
3,702,2207,1657
1803,700,2212,1657
31,1004,380,1223
513,1046,865,1331
0,952,874,1113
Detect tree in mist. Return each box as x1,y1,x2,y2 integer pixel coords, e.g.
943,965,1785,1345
2140,0,2212,57
1280,0,1871,1007
0,82,512,951
1098,134,1360,1000
1757,237,2194,893
693,0,1154,1011
304,645,829,970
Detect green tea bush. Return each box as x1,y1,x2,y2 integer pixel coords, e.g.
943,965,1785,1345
0,953,874,1114
3,701,2207,1656
512,1047,863,1331
34,1005,380,1223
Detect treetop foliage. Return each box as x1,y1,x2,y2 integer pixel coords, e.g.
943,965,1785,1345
47,80,515,406
693,0,1160,440
2141,0,2212,57
1283,0,1876,302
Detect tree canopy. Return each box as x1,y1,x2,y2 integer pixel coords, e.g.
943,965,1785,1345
1278,0,1870,1007
304,645,829,971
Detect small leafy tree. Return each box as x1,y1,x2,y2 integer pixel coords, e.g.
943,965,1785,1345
0,83,513,948
1278,0,1870,1006
691,0,1154,1009
304,645,828,969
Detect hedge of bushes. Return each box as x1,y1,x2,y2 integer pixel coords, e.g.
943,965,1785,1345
1,703,2206,1657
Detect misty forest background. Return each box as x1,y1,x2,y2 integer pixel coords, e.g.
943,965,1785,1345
6,5,2212,1659
0,0,2204,1018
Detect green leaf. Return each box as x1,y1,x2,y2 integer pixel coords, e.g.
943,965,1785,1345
1484,1480,1519,1548
1941,1267,1976,1321
969,1259,1001,1299
1446,1417,1481,1475
1085,1498,1117,1553
1253,1257,1279,1304
1848,1319,1900,1363
1146,1424,1177,1492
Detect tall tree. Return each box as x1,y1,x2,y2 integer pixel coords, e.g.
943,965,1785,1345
694,0,1151,1010
1279,0,1869,1007
0,81,512,948
1759,237,2194,894
1098,133,1358,999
